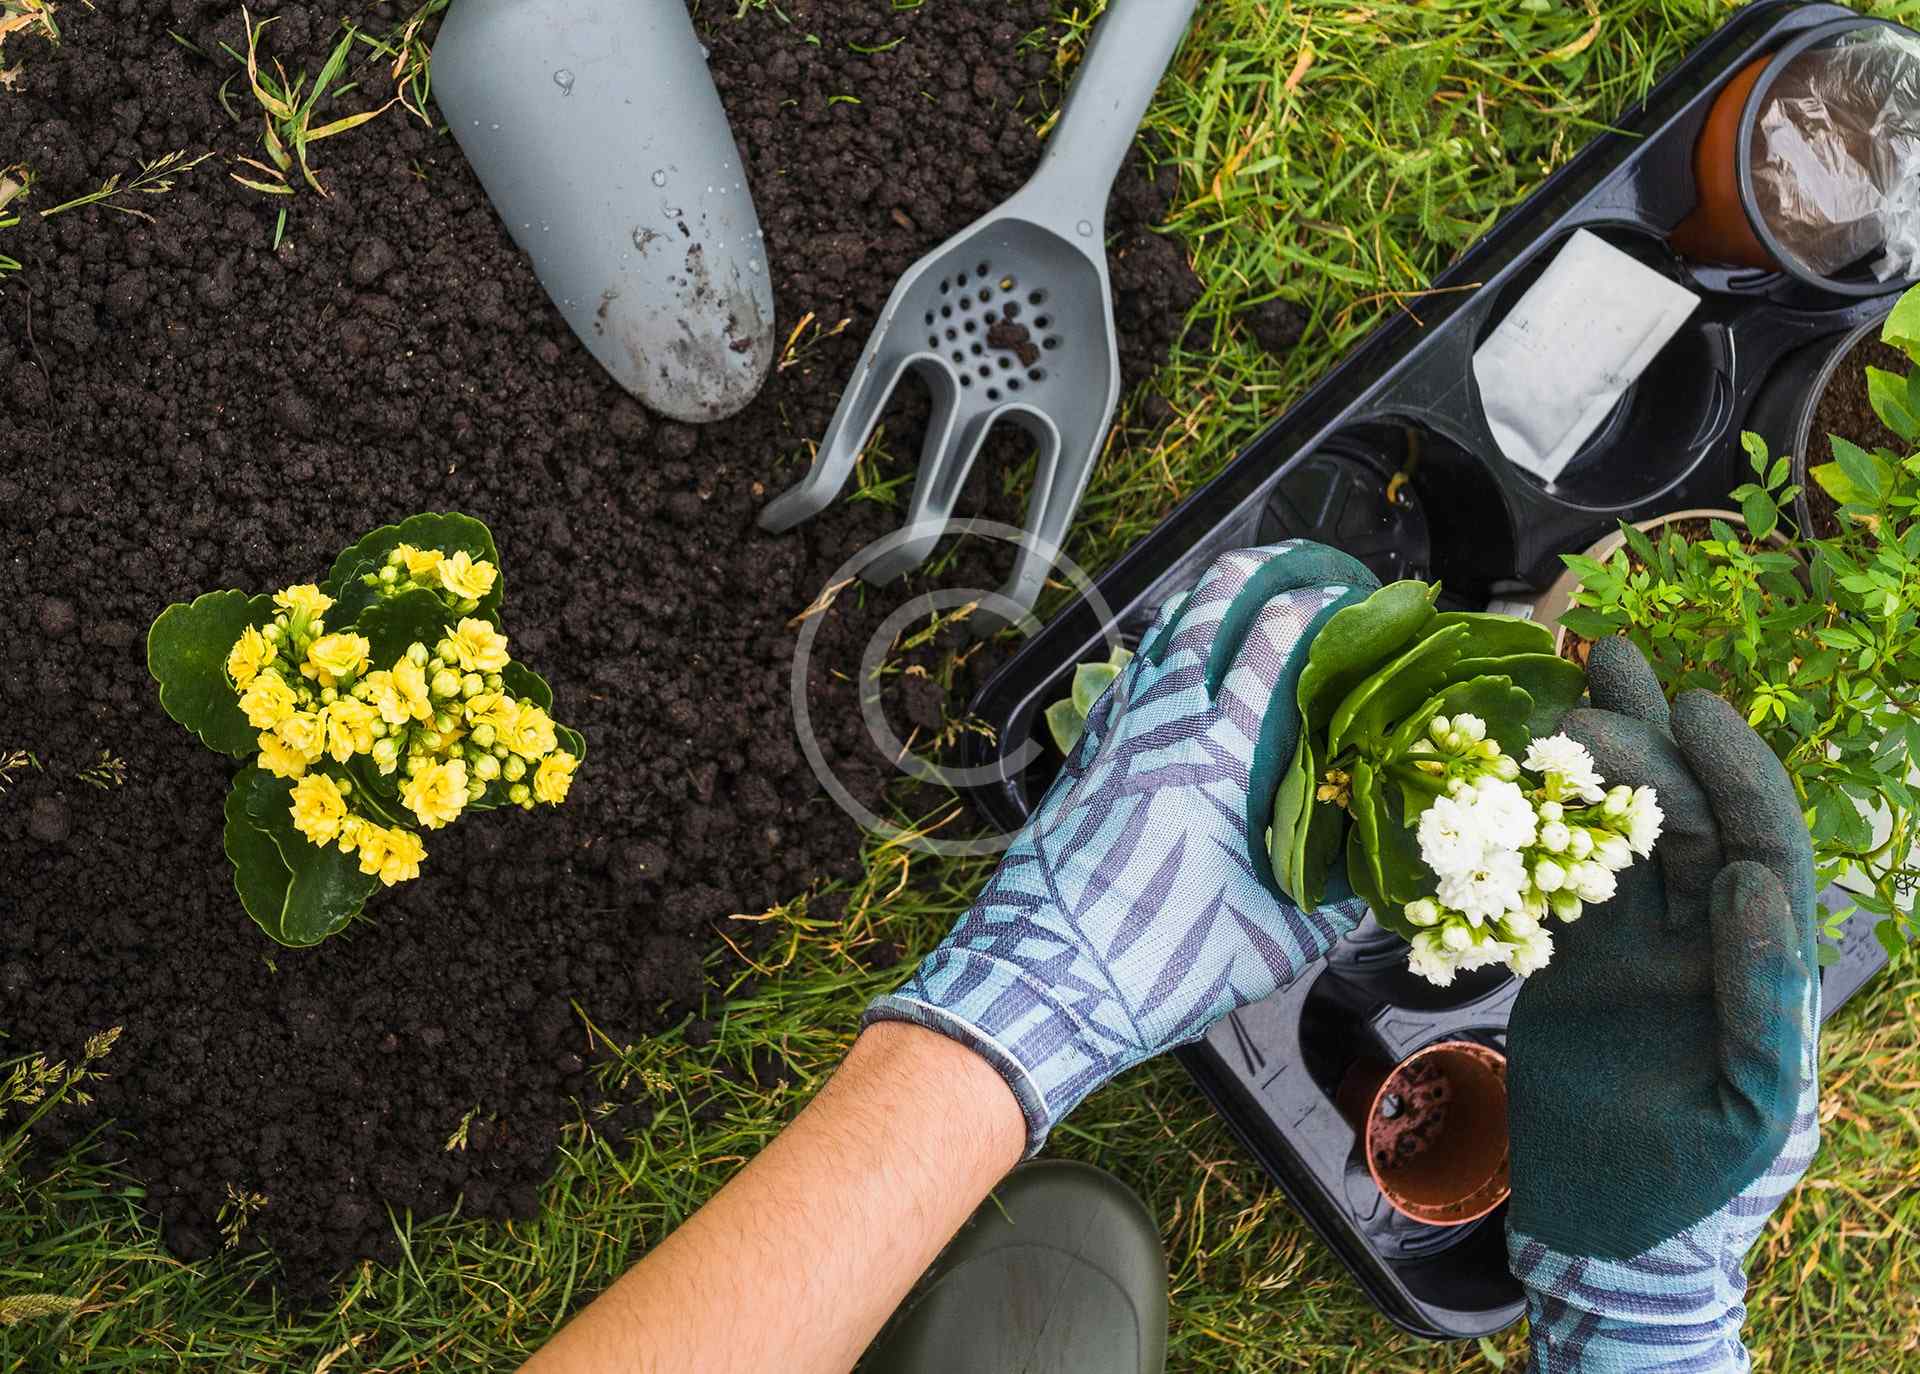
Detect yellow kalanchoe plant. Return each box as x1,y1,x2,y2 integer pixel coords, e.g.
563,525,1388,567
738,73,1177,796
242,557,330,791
147,513,585,947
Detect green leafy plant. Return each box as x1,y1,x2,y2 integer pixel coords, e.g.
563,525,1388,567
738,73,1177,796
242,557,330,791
147,513,586,948
1563,286,1920,957
1272,583,1626,984
1043,644,1133,754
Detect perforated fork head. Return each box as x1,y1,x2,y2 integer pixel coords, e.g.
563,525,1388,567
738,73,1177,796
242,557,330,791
759,216,1120,627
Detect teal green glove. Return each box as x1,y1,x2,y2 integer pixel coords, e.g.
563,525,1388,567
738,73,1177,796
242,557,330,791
1506,638,1819,1370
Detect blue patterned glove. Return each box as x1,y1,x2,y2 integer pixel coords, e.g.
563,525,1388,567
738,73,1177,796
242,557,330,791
1506,640,1820,1372
866,542,1380,1154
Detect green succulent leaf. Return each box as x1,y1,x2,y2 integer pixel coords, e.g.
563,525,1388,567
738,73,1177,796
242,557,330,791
1347,759,1431,926
1384,675,1535,762
1070,660,1122,718
324,512,503,626
556,724,588,762
1044,699,1085,756
1269,738,1313,904
502,660,555,711
356,587,461,670
148,590,276,757
1326,622,1471,757
1296,581,1438,731
1424,611,1554,658
226,766,377,947
1449,653,1585,738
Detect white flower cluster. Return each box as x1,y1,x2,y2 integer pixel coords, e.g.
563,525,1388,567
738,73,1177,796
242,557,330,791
1399,716,1663,986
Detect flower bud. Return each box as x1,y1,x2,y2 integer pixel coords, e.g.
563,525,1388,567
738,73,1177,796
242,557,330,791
373,738,399,768
406,642,429,667
462,673,484,698
1550,889,1583,921
1532,858,1566,893
336,778,353,795
1503,905,1540,937
369,720,387,740
1457,714,1487,743
508,782,531,805
485,673,503,691
1568,828,1594,859
1490,753,1520,781
1429,715,1451,744
1538,801,1563,824
457,597,480,615
421,730,446,752
1539,820,1570,852
1477,740,1500,759
263,623,284,643
503,755,527,782
1594,833,1633,872
467,778,488,802
1404,898,1441,927
471,723,497,749
379,565,400,584
435,639,459,664
405,753,426,777
320,686,338,705
1441,923,1472,951
431,669,462,699
1603,785,1632,817
434,709,459,734
474,752,501,782
387,548,407,566
1570,861,1616,904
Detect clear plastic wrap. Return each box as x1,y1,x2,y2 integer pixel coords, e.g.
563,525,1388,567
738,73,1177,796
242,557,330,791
1749,28,1920,280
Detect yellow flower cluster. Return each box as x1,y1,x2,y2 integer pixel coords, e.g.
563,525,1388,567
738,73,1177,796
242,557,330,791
225,551,578,895
369,544,500,611
288,775,427,887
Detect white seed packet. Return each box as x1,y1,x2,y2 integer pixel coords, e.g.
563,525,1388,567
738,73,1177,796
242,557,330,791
1472,229,1701,484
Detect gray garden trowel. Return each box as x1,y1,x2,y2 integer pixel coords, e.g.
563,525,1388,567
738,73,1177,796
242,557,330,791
758,0,1199,627
432,0,774,423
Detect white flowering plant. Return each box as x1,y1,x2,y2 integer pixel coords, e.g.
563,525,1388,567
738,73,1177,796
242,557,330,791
146,513,586,948
1270,581,1663,985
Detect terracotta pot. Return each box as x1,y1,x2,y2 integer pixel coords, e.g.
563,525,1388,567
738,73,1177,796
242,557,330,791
1531,508,1746,654
1338,1040,1510,1227
1670,53,1776,271
1670,16,1918,295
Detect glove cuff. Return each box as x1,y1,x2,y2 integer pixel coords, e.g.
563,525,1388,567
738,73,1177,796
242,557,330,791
863,947,1114,1157
1508,1229,1749,1374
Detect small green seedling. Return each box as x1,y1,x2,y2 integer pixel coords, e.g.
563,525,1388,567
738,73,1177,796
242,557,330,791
1043,644,1134,755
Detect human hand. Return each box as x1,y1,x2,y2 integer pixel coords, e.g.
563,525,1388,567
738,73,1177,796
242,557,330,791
1506,637,1819,1371
866,542,1380,1154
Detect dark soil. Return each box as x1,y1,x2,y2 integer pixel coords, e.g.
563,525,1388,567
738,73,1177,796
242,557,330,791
1367,1058,1451,1174
1805,332,1910,538
0,0,1198,1294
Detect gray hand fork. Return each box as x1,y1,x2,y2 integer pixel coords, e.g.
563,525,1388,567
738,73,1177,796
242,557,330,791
758,0,1199,627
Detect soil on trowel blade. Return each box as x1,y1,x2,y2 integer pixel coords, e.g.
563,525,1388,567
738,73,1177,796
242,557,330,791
0,0,1197,1293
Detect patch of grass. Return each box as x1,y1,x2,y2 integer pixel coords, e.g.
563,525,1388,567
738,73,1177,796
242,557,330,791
8,3,1920,1372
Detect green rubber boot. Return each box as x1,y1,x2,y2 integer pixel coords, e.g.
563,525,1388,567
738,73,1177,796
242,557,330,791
864,1161,1168,1374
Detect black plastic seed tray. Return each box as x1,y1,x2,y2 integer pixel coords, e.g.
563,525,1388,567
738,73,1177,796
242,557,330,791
961,0,1900,1340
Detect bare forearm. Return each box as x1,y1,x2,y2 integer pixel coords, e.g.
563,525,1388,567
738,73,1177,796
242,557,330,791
520,1021,1025,1374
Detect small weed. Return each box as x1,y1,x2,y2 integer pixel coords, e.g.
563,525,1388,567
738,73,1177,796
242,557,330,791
75,751,127,790
224,1,443,203
216,1185,270,1251
0,749,42,795
443,1106,480,1153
